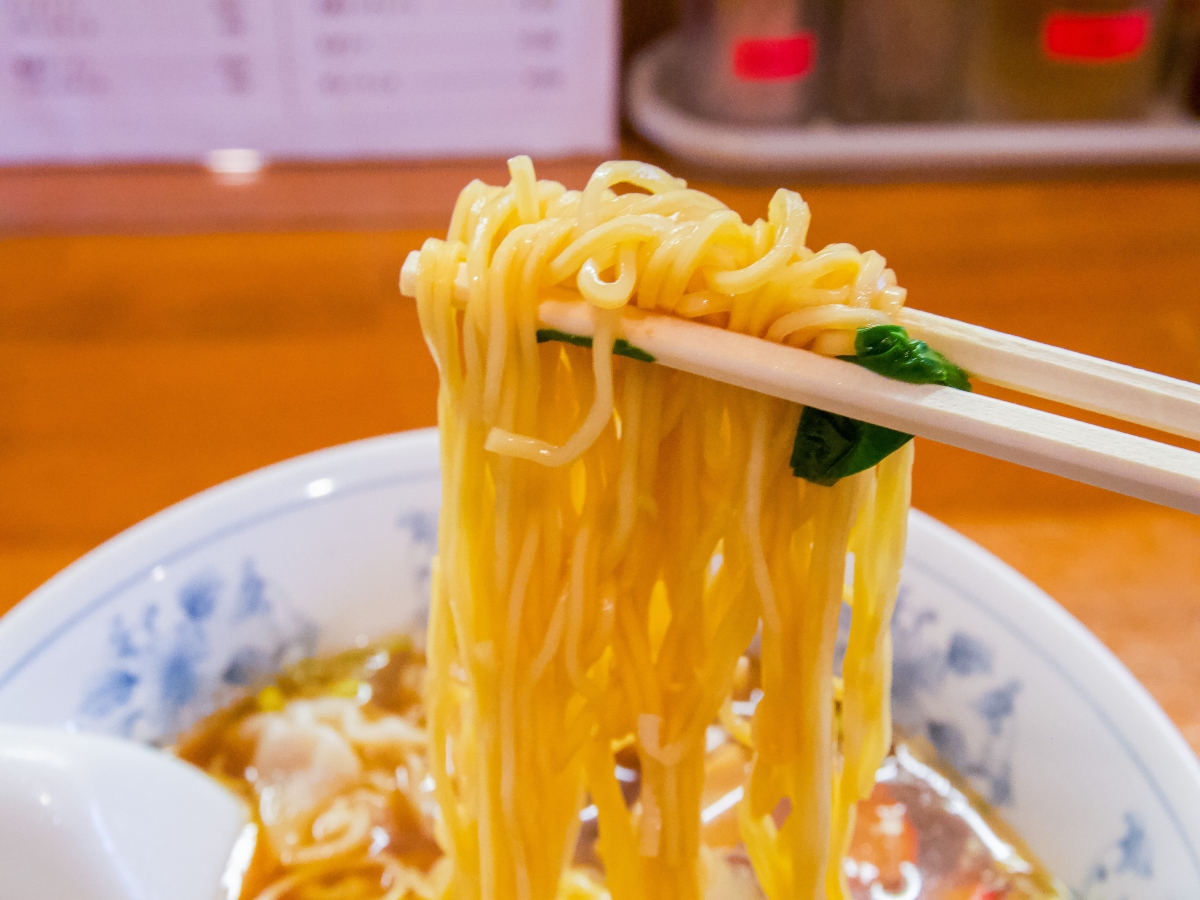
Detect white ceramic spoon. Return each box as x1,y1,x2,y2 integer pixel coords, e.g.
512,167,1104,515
0,725,253,900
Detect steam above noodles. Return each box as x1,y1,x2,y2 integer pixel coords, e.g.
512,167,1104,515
408,158,914,900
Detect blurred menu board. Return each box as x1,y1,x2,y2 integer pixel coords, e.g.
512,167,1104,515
0,0,617,164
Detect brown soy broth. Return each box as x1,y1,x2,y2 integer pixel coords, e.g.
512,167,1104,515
690,733,1061,899
174,640,1063,900
173,637,439,899
844,744,1060,899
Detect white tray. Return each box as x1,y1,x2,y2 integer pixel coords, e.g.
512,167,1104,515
627,37,1200,173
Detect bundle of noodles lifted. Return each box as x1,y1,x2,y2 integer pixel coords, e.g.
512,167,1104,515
409,158,932,900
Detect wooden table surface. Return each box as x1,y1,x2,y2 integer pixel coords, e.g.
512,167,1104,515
2,149,1199,754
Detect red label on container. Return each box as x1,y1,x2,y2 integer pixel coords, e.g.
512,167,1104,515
1042,9,1151,62
732,33,815,81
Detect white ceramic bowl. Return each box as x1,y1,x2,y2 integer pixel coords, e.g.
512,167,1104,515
1,429,1197,897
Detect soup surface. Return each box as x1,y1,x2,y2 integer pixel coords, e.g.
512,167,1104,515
175,640,1064,900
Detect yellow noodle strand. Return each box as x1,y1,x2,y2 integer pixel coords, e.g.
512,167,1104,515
413,156,916,900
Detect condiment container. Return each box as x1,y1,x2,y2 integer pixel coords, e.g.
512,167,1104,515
1168,0,1200,112
1191,51,1200,113
670,0,833,125
832,0,972,122
966,0,1173,120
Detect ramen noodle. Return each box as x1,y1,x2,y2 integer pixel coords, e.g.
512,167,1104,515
404,157,935,900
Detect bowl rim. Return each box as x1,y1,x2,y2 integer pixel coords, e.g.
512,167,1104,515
907,514,1200,878
0,430,440,691
1,428,1198,881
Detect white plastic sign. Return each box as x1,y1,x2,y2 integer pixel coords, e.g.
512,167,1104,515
0,0,618,164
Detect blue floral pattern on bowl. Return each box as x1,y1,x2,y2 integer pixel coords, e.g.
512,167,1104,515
77,559,317,744
890,586,1019,807
1076,812,1155,899
881,590,1158,897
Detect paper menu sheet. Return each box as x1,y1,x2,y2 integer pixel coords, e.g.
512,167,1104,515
0,0,618,165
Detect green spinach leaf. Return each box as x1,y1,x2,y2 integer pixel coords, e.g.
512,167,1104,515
792,324,970,484
839,324,970,391
612,338,656,363
790,410,913,486
536,328,593,349
536,329,656,363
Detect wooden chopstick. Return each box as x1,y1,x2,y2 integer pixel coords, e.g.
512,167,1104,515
540,301,1200,514
398,254,1200,513
899,308,1200,443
